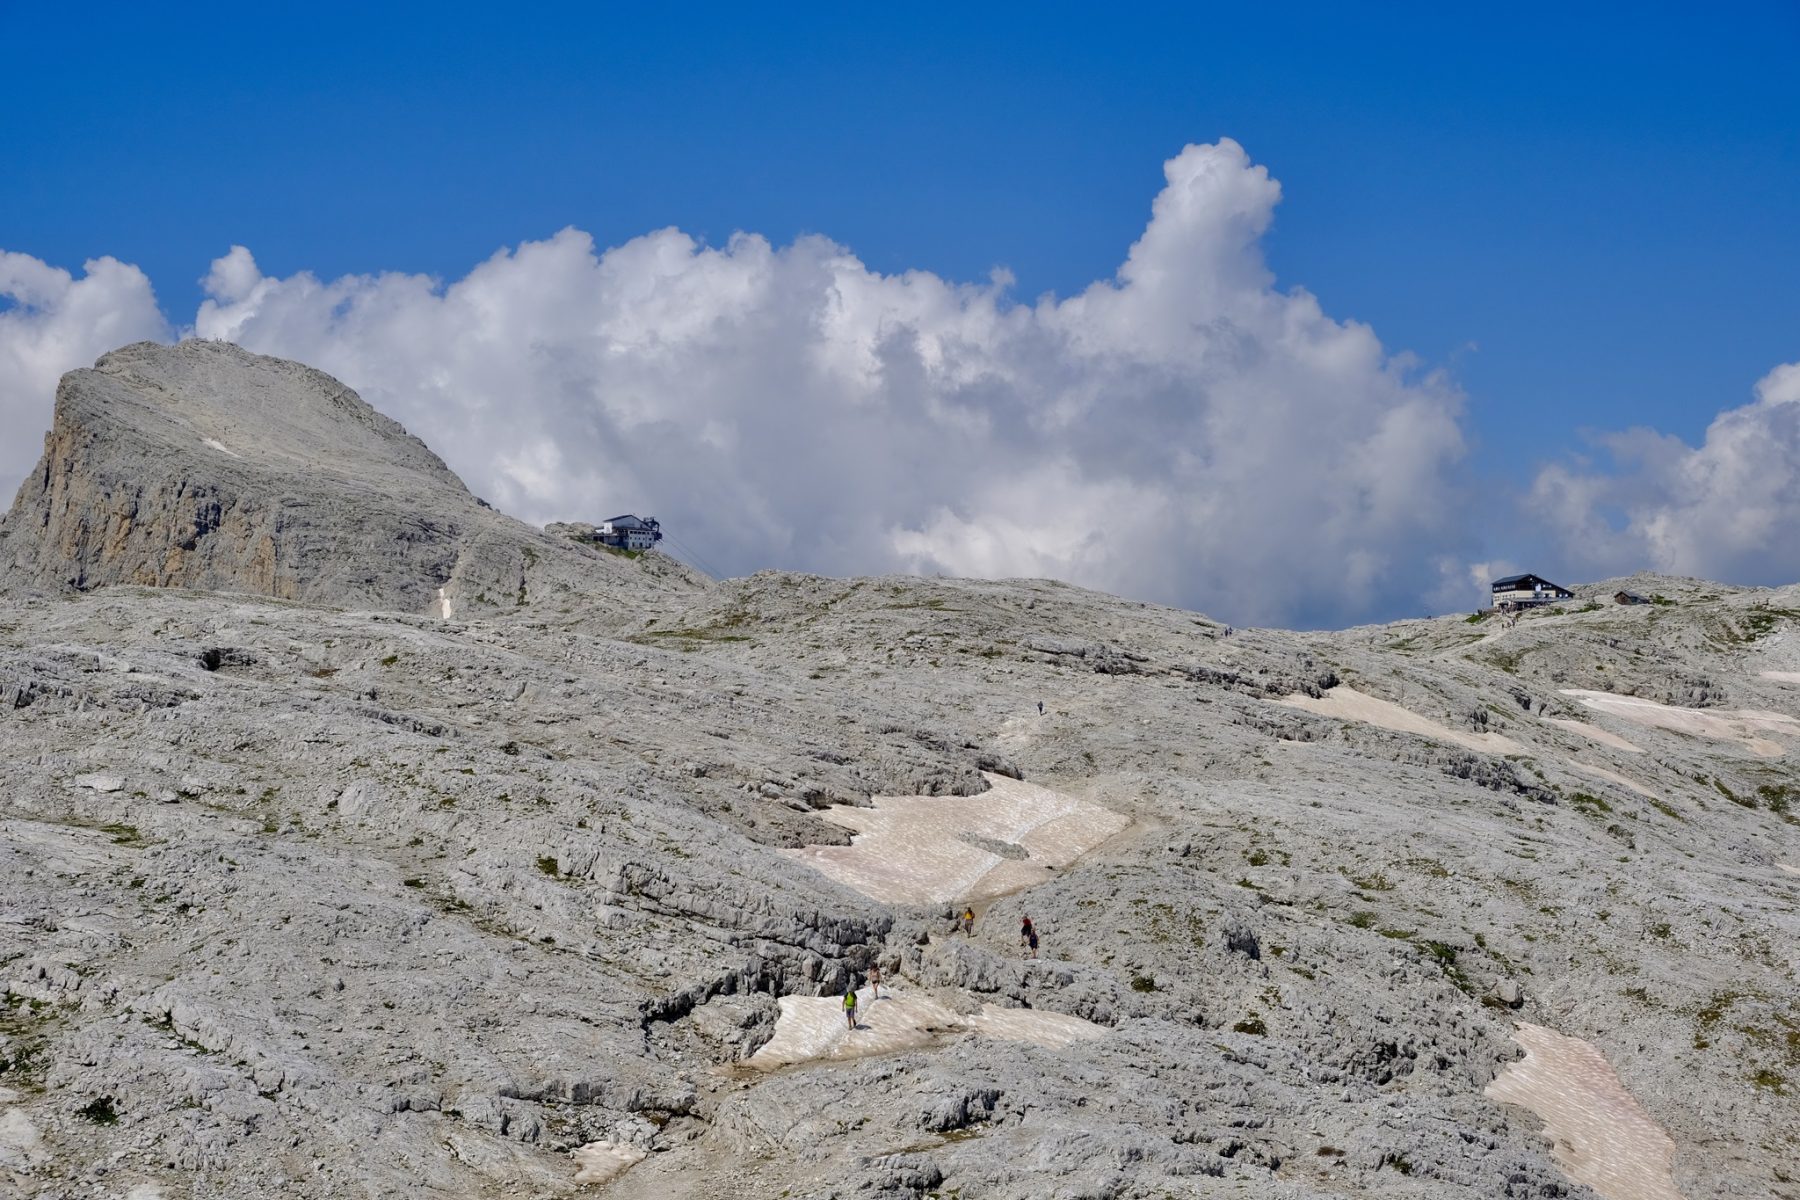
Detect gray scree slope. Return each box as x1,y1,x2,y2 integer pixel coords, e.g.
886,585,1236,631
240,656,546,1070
1,342,1796,1200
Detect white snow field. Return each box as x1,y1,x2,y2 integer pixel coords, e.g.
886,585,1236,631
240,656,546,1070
570,1139,647,1185
1277,688,1665,796
781,773,1129,905
1566,760,1657,798
0,1105,45,1170
1544,717,1643,753
1560,690,1799,757
1486,1023,1682,1200
1275,685,1523,753
744,985,1105,1070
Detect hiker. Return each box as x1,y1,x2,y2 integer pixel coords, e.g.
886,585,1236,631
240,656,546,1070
1019,914,1034,948
868,961,883,999
961,906,976,935
1037,699,1044,715
1027,926,1039,959
844,985,858,1030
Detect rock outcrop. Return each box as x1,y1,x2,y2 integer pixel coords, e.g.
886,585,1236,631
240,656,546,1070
0,340,701,617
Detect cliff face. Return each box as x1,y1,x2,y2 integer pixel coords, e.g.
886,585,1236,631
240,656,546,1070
0,340,701,616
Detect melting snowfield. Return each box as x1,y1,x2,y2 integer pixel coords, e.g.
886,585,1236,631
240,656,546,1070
782,773,1128,906
1275,685,1523,753
0,1095,44,1172
1560,690,1798,757
1568,760,1657,798
1487,1023,1683,1200
570,1139,646,1185
1760,671,1800,685
1545,717,1643,753
744,986,1105,1070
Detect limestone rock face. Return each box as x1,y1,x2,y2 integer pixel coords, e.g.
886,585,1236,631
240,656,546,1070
0,340,700,617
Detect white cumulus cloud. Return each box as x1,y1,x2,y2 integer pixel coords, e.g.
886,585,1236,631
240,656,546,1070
179,139,1473,626
0,252,169,501
1531,361,1800,585
8,142,1793,625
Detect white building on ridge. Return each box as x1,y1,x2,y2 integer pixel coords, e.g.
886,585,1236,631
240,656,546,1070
596,515,663,551
1491,573,1574,610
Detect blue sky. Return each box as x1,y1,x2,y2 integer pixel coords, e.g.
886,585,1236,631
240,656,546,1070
3,3,1797,623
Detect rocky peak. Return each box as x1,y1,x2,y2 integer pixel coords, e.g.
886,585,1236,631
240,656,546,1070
0,339,701,616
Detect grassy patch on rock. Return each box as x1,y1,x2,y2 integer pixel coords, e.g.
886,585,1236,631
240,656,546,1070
77,1095,119,1125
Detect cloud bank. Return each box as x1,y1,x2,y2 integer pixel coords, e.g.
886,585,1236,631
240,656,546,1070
194,139,1475,627
1,140,1792,625
0,252,169,491
1531,362,1800,585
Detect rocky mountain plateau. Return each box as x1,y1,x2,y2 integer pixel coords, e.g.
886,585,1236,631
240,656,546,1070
1,341,1795,1200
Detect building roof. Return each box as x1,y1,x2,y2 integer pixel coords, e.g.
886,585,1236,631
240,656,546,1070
1492,573,1567,590
602,514,658,530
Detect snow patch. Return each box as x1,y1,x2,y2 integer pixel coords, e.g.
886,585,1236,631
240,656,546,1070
782,773,1127,905
1560,690,1798,758
1545,717,1643,754
0,1109,45,1168
745,984,1104,1070
1567,760,1657,799
1759,671,1800,684
1486,1022,1683,1200
965,1005,1111,1047
436,586,453,621
202,437,240,458
1275,685,1522,754
571,1139,647,1185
